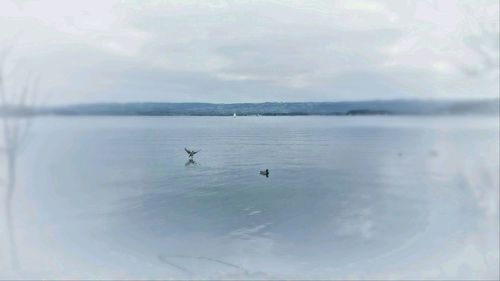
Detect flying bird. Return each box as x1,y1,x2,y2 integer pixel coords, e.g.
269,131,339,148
185,148,200,159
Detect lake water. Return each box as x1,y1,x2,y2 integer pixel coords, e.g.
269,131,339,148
1,116,498,279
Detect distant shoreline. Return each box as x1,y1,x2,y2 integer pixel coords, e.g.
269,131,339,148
1,99,498,117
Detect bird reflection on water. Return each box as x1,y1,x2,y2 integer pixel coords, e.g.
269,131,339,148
185,159,198,167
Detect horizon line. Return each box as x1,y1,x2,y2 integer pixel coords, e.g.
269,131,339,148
38,97,500,107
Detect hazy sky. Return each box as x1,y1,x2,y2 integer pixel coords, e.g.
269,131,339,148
0,0,498,104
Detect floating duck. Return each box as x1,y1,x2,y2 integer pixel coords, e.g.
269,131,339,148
259,169,269,178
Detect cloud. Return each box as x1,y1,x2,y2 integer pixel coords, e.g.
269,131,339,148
0,0,498,104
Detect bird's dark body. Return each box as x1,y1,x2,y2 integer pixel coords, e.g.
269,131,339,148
185,148,200,158
259,169,269,178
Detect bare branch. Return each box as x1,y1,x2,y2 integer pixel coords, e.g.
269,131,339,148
0,38,39,268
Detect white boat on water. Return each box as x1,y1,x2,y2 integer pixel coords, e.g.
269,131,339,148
233,113,237,117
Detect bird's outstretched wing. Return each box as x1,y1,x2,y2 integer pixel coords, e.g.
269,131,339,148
192,150,200,155
185,148,192,154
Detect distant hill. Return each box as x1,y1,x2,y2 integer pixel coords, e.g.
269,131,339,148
2,99,499,116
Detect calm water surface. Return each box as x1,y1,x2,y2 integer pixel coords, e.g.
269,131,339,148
1,116,498,279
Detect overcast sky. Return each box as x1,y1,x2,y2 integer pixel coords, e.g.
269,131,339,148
0,0,498,104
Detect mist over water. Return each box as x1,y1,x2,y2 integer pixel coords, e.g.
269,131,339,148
1,116,498,279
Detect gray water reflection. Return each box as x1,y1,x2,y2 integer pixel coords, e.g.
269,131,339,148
1,116,498,279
